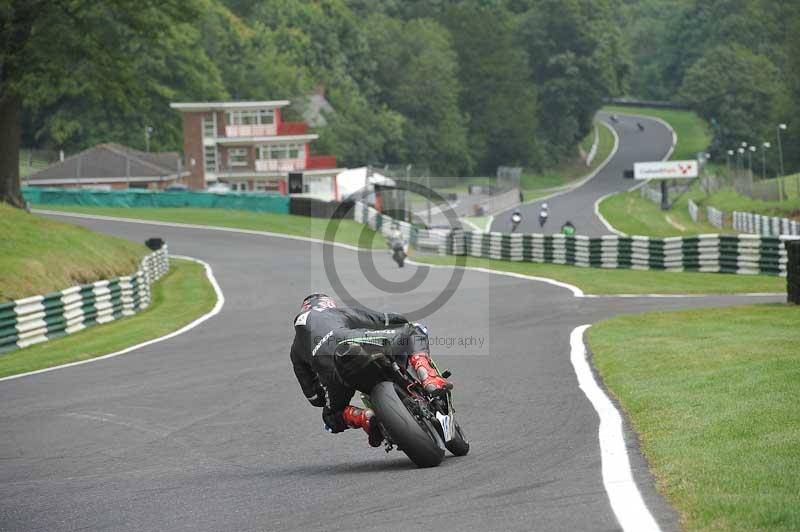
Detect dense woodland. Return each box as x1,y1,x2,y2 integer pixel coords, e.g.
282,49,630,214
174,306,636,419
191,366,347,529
2,0,799,206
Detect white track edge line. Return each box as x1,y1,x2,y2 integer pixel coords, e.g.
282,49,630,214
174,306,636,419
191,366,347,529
32,209,364,252
570,324,662,532
0,256,225,383
407,259,585,297
38,210,780,301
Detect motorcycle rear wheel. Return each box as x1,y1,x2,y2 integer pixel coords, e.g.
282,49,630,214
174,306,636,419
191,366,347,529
370,381,444,468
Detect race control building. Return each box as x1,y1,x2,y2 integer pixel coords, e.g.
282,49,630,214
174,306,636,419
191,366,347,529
170,100,340,194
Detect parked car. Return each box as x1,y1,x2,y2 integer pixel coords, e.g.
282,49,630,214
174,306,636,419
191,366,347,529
206,182,231,194
165,183,189,192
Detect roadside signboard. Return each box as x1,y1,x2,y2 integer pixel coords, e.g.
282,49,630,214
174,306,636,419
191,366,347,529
633,160,698,180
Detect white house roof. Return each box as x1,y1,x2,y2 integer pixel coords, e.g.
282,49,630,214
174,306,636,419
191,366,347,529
170,101,291,112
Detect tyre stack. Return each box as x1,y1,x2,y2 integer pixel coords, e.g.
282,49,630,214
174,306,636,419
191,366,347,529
787,240,800,304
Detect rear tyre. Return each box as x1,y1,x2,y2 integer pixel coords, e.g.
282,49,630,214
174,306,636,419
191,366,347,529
445,422,470,456
370,381,444,468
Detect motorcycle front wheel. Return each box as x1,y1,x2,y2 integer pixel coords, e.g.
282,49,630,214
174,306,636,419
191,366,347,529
370,381,444,468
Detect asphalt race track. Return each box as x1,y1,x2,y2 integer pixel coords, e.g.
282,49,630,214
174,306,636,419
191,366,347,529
491,112,674,236
0,212,781,532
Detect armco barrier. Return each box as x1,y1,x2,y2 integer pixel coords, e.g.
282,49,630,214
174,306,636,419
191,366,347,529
23,187,290,214
0,248,169,354
706,206,725,228
354,202,446,253
732,210,800,237
688,199,700,222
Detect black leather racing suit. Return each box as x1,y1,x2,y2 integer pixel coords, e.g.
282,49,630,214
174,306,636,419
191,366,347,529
290,301,428,431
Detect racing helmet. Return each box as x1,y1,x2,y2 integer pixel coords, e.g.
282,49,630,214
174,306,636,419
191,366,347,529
300,293,337,311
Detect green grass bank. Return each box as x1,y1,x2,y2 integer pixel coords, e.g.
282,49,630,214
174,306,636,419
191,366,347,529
0,258,216,378
30,205,385,249
0,203,147,302
589,304,800,531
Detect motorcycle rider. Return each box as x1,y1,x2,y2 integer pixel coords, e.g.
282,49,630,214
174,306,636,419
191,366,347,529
561,220,576,236
290,293,452,447
538,203,549,227
387,224,406,266
510,209,522,232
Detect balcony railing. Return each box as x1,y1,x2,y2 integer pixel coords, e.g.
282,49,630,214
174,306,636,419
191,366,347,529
225,124,277,137
277,122,308,135
255,159,306,172
306,155,337,169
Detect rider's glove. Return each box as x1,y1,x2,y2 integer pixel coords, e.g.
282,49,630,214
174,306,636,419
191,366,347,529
322,407,348,433
412,322,429,336
306,384,327,408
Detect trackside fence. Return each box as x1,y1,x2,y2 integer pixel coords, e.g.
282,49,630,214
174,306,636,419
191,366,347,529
732,211,800,237
0,248,169,354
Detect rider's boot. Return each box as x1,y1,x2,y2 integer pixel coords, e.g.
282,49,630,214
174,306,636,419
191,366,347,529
409,353,453,395
343,405,383,447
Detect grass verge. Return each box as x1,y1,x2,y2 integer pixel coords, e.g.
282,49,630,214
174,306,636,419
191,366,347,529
521,120,616,193
599,189,731,237
0,258,215,378
699,175,800,219
603,105,711,161
413,255,783,295
588,304,800,531
0,203,147,302
31,205,385,249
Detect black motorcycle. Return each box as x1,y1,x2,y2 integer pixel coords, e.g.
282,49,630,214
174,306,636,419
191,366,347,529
391,244,406,268
334,340,469,468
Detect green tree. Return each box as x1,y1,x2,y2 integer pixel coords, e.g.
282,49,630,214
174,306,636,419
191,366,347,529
367,15,470,175
679,45,786,149
518,0,629,165
443,4,539,173
1,0,204,207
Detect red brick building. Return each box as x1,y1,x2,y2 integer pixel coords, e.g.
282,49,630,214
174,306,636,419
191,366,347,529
169,100,339,194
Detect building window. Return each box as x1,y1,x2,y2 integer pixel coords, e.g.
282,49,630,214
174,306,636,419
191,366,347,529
258,143,305,160
204,146,217,172
254,181,268,192
230,182,248,192
227,109,274,126
228,148,248,167
202,114,216,138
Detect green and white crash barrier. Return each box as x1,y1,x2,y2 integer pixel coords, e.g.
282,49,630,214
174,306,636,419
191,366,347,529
0,247,169,354
355,201,798,276
446,231,795,276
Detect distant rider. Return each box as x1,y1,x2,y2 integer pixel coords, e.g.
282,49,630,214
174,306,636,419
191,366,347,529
510,209,523,232
561,220,576,236
538,203,549,227
387,225,404,252
290,293,452,447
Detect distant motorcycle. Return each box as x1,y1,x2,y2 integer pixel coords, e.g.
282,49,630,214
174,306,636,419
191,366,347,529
510,210,523,233
387,229,406,268
538,203,549,228
637,122,645,132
